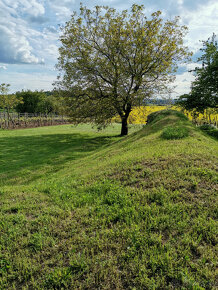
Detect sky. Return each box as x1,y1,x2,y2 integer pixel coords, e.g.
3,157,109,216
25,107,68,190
0,0,217,98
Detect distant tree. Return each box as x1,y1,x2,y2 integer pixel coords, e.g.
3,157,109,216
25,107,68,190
36,95,57,114
16,90,61,114
0,84,22,124
16,90,45,113
177,34,218,113
56,4,191,135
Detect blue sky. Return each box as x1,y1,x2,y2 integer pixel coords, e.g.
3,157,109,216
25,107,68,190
0,0,217,97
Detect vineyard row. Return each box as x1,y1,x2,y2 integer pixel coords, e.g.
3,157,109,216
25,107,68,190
0,112,71,129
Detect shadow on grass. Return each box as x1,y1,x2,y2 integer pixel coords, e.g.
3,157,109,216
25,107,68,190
0,133,116,185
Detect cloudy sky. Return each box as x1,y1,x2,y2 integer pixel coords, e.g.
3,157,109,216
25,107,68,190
0,0,217,97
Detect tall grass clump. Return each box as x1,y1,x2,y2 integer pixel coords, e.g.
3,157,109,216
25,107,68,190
161,126,189,139
199,124,218,139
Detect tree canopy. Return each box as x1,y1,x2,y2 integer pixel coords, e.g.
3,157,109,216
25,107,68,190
56,4,191,135
16,90,63,114
177,34,218,113
0,83,22,113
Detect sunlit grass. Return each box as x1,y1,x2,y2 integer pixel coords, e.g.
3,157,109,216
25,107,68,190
0,111,217,289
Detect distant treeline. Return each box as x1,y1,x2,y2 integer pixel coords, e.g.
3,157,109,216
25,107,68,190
15,90,61,114
0,90,67,115
145,98,176,105
0,89,175,115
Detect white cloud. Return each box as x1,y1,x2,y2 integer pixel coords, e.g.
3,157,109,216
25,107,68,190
185,62,201,71
44,44,59,58
170,71,195,97
179,62,201,72
0,20,42,64
181,1,218,52
44,26,57,33
0,70,56,92
53,5,72,20
48,0,75,20
0,0,46,64
22,0,45,17
0,65,7,70
2,0,45,17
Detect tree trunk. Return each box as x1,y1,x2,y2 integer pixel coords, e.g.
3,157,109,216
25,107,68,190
121,117,128,136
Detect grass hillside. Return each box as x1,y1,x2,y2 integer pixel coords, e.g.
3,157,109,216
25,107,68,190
0,110,217,289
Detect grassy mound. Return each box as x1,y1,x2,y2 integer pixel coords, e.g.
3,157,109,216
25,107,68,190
146,109,188,124
146,110,190,139
0,112,217,289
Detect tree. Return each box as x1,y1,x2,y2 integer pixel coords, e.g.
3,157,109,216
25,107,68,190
56,4,191,135
16,90,60,114
177,34,218,113
0,84,22,126
16,90,46,113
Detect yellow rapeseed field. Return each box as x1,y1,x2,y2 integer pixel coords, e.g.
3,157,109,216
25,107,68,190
113,106,218,126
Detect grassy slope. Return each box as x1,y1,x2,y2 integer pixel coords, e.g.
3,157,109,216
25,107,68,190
0,112,217,289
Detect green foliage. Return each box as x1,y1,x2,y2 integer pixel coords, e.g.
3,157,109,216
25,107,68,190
177,34,218,113
16,90,54,114
161,126,189,139
44,262,88,289
15,90,66,114
56,4,191,135
0,83,22,112
199,124,218,139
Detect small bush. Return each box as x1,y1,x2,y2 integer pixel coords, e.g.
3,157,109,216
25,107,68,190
199,124,212,131
199,124,218,139
161,126,189,140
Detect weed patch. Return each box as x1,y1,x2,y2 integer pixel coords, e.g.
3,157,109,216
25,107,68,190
199,124,218,139
161,125,189,139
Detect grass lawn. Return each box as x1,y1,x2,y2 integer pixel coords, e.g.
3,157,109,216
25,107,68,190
0,111,217,289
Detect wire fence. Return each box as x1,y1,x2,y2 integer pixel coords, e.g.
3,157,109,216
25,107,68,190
0,112,71,129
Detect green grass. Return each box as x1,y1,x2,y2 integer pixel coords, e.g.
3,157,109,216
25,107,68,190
199,124,218,139
0,111,217,289
161,126,189,139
